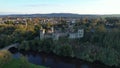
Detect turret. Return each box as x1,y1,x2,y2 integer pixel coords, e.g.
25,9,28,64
40,28,45,40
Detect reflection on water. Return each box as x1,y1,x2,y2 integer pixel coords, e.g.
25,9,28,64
9,48,114,68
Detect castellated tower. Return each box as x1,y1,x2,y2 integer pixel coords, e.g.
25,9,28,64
40,29,45,40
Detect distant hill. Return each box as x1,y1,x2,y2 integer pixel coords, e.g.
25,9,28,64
30,13,99,18
0,13,120,18
0,13,99,18
101,14,120,18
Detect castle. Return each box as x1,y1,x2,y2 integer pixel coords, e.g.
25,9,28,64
40,27,84,40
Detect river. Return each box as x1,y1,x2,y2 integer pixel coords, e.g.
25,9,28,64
9,47,116,68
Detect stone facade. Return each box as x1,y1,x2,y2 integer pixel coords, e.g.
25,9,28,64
40,27,84,40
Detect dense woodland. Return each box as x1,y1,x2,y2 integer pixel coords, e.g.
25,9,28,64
0,17,120,67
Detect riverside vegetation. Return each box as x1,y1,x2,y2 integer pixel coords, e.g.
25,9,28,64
0,17,120,67
0,50,46,68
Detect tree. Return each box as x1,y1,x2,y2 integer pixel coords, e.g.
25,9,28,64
0,50,12,67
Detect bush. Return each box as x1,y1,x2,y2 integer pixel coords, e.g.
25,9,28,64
53,45,74,57
0,50,12,67
97,48,120,66
19,40,30,51
40,39,53,53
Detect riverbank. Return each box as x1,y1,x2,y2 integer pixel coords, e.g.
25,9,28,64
18,38,120,67
0,50,46,68
2,58,46,68
9,48,118,68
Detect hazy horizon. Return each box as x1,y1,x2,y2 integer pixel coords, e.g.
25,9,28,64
0,12,120,16
0,0,120,15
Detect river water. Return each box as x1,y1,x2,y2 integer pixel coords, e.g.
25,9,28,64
9,48,116,68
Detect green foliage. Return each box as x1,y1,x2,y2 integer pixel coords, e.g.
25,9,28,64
34,25,41,36
0,23,38,48
97,48,120,66
2,58,46,68
19,38,54,52
19,40,30,51
0,50,46,68
19,56,30,68
52,43,74,57
1,17,120,67
59,45,74,57
0,24,16,34
95,24,107,32
40,39,53,52
0,50,12,67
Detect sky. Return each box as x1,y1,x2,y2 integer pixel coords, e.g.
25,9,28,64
0,0,120,15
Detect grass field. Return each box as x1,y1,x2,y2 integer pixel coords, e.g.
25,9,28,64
2,58,46,68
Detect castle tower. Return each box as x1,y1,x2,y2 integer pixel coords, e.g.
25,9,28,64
51,26,54,33
40,29,45,40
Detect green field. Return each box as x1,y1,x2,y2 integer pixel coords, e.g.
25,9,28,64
2,58,46,68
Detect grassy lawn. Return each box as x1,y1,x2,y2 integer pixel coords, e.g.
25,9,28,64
2,58,46,68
